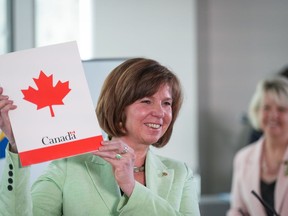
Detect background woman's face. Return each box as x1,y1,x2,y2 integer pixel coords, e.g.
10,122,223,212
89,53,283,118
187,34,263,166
259,92,288,138
124,84,173,146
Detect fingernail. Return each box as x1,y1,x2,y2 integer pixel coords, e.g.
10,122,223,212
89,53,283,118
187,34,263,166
101,140,109,145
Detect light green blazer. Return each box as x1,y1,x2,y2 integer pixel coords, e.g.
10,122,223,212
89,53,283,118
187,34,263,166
0,148,200,216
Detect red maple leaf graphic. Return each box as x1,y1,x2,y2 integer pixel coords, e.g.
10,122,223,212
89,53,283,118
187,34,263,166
21,70,71,117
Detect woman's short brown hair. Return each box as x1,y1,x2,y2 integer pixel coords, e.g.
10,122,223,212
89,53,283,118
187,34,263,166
96,58,183,148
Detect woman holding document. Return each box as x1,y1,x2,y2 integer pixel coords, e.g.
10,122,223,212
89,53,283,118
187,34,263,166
0,58,200,215
227,76,288,216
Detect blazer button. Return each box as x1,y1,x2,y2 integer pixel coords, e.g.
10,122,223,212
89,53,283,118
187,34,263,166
7,185,13,191
7,165,14,192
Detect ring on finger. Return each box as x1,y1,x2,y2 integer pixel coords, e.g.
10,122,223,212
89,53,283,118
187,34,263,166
120,145,129,154
115,154,122,160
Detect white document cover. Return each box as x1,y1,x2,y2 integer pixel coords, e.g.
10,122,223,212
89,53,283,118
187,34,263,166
0,41,103,166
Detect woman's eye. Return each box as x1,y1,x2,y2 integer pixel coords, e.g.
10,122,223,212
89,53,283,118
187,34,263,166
164,101,172,106
278,107,288,112
262,106,270,111
141,100,151,104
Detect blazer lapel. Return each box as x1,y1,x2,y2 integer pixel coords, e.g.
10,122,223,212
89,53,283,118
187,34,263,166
85,155,120,212
275,147,288,213
247,139,266,216
251,140,262,193
145,150,174,199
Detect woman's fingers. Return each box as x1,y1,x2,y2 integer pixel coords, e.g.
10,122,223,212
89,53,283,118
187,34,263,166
99,140,130,153
93,139,135,168
94,142,133,161
0,87,17,150
92,139,136,196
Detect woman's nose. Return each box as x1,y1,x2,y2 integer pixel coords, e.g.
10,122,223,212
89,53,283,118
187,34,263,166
268,109,278,119
152,104,165,117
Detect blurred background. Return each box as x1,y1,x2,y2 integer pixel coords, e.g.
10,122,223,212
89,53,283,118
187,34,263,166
1,0,288,215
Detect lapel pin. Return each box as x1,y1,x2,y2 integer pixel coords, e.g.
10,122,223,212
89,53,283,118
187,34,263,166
162,172,168,177
284,160,288,176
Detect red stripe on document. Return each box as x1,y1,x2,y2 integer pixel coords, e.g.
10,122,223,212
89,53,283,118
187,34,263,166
19,135,103,166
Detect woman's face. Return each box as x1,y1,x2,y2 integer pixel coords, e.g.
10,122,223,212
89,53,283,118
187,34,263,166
259,92,288,138
123,84,173,147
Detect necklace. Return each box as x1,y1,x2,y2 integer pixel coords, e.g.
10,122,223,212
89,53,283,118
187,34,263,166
261,152,282,176
133,165,145,173
262,159,281,175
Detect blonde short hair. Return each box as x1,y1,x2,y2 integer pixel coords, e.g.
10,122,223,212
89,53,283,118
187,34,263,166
248,76,288,129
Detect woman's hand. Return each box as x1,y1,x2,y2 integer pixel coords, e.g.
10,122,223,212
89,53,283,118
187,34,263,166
92,138,136,196
0,87,17,153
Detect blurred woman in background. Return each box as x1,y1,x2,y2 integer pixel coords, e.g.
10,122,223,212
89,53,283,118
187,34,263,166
227,76,288,216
